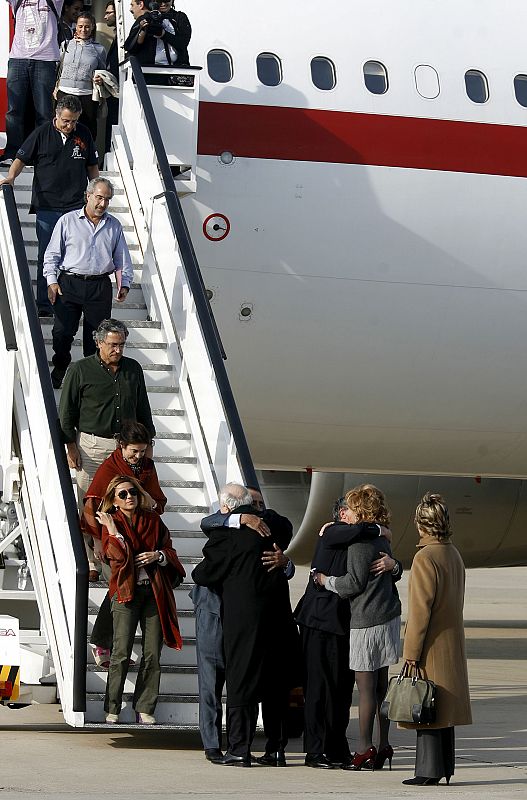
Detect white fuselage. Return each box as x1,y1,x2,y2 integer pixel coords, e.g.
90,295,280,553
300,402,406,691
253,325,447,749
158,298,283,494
3,0,527,478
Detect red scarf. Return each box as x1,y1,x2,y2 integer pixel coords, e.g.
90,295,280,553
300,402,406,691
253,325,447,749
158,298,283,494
81,448,167,540
102,509,185,650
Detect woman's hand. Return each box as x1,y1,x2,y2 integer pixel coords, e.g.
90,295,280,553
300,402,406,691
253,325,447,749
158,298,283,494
135,551,160,568
370,551,396,575
95,511,118,535
318,522,332,537
315,571,328,587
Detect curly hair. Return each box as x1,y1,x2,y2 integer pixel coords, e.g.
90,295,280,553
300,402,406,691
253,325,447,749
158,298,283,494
100,475,149,512
345,483,391,525
414,492,451,538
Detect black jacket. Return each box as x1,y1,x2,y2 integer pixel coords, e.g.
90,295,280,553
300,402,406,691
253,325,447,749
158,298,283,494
295,522,381,636
192,506,298,704
124,10,191,66
201,507,293,552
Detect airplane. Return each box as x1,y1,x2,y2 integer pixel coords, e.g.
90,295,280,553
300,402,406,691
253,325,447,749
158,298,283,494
1,0,527,566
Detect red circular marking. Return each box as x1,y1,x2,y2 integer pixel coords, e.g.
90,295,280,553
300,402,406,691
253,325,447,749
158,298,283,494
203,213,231,242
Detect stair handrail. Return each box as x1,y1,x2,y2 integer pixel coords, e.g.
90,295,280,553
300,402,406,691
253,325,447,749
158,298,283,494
0,183,88,718
124,56,259,492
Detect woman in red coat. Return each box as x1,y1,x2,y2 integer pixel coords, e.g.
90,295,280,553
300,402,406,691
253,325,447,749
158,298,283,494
96,475,185,724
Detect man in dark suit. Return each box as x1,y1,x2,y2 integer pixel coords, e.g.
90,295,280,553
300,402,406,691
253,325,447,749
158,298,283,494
192,483,298,767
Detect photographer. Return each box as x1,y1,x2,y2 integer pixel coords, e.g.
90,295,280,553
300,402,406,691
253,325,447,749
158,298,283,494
124,0,191,67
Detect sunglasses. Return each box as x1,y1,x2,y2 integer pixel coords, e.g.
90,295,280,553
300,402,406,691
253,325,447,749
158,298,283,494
116,488,139,499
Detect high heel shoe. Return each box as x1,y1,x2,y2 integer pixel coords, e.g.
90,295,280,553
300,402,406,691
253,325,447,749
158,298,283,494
374,745,394,770
342,746,377,771
402,776,440,786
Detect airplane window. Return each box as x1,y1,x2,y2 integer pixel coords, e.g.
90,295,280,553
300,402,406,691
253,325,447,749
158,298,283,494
311,57,336,90
465,70,489,103
207,50,233,83
514,74,527,107
414,65,440,99
363,61,388,94
257,53,282,86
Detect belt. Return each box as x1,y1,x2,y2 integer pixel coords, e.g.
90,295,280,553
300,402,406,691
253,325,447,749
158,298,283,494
62,272,113,281
136,579,151,586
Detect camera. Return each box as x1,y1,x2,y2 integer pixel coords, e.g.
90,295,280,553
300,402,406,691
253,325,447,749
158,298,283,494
142,1,164,37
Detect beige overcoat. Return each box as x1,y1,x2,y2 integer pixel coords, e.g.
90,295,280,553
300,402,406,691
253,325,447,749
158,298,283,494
400,534,472,730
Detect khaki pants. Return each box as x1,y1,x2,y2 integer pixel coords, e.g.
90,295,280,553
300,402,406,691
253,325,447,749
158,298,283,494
105,585,163,716
76,432,116,571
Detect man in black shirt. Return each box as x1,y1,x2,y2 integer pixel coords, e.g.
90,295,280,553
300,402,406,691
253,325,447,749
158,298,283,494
103,1,119,155
0,95,99,316
124,0,191,68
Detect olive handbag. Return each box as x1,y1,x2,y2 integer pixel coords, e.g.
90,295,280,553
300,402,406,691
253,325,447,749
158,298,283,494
380,662,437,724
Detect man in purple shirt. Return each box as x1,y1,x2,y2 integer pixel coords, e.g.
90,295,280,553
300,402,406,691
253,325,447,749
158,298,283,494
43,177,134,388
0,0,64,164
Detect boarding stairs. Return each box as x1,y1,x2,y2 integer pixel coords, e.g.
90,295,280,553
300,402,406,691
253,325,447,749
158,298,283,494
0,58,258,726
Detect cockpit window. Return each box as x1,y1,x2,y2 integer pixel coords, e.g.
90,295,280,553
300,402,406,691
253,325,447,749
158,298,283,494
465,70,489,103
207,50,233,83
311,57,336,90
363,60,389,94
257,53,282,86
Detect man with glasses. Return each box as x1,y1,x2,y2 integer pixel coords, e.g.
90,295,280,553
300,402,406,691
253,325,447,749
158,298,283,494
43,177,133,389
0,95,99,317
59,318,155,579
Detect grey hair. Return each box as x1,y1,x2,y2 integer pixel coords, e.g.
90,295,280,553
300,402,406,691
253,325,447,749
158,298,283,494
86,177,114,198
219,483,252,511
93,318,129,345
55,95,82,115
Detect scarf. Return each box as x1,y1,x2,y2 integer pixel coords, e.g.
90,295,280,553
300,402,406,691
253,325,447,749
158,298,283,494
102,508,185,649
81,448,167,540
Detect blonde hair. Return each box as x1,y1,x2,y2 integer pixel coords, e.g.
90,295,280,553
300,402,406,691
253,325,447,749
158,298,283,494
345,483,391,525
414,492,451,538
100,475,149,512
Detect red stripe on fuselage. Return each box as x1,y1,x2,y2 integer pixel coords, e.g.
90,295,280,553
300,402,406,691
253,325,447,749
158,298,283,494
198,101,527,178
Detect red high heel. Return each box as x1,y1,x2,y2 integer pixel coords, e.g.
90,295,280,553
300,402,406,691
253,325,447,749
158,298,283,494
344,746,377,771
374,745,394,770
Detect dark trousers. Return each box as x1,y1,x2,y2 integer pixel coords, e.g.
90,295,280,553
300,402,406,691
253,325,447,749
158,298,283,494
227,704,258,758
105,585,163,716
415,727,455,780
261,688,290,752
36,209,65,311
90,591,113,650
56,90,99,142
301,625,354,759
52,273,112,369
105,95,119,155
194,606,225,751
5,58,56,158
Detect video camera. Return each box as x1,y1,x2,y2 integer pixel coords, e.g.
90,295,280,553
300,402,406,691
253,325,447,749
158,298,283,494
142,1,164,37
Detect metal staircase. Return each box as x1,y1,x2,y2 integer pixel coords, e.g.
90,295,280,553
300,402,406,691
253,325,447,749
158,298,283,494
0,57,258,726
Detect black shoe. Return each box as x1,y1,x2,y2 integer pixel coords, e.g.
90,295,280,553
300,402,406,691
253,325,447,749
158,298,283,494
256,750,286,767
50,367,66,389
305,754,336,769
37,308,54,318
402,777,440,786
217,752,251,767
205,748,223,763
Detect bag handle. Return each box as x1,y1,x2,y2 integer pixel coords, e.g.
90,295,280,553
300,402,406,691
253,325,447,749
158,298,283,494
396,661,424,683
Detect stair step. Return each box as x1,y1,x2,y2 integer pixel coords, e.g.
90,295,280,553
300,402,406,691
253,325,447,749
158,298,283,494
43,337,167,350
39,318,161,329
159,480,202,488
87,692,199,703
87,663,196,673
83,722,200,730
154,456,196,463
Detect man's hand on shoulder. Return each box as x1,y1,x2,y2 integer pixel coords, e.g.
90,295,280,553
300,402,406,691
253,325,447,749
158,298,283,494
262,543,288,571
240,513,271,538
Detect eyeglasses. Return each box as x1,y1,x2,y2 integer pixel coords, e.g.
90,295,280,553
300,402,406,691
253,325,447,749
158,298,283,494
116,488,139,499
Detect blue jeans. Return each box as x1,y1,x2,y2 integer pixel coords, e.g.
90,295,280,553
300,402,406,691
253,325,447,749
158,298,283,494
35,209,64,311
5,59,57,158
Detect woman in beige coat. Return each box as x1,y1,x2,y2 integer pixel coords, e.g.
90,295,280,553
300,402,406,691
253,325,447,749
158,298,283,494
401,492,472,786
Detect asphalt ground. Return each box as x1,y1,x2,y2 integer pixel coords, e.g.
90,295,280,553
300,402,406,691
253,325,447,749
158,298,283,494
0,566,525,799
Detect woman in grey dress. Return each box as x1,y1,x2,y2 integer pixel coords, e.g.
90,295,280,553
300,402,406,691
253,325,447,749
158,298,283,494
317,484,402,771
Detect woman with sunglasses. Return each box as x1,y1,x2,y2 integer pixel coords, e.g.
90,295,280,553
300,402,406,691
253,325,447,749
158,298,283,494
96,475,185,724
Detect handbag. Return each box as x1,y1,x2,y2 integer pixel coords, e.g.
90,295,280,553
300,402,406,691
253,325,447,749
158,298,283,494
380,662,436,724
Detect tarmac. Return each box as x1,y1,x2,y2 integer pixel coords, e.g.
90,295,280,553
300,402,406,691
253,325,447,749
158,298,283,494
0,566,526,800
